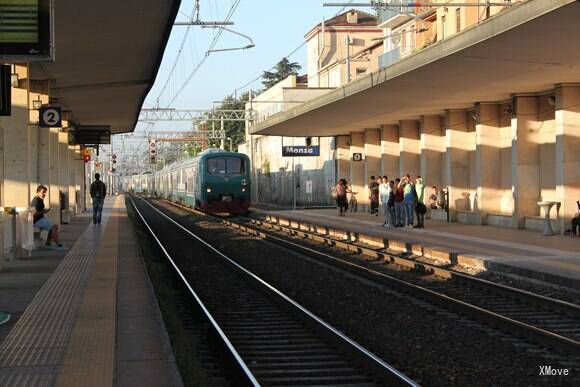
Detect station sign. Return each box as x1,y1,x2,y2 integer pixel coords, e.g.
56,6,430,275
0,64,10,116
68,126,111,145
38,105,61,127
0,0,54,62
282,146,320,157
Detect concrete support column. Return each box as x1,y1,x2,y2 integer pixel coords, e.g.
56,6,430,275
0,77,30,207
512,96,541,228
75,147,85,213
555,84,580,233
444,110,472,220
48,128,60,224
350,132,365,208
381,124,399,180
420,115,444,188
399,120,420,178
365,128,381,212
67,145,77,214
475,103,502,223
336,135,350,184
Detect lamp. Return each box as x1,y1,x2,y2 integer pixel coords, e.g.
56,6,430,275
32,96,43,110
10,73,19,88
547,96,556,106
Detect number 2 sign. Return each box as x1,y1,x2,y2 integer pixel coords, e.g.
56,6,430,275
39,106,62,128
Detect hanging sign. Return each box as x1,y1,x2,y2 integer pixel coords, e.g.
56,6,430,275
282,146,320,157
39,106,61,127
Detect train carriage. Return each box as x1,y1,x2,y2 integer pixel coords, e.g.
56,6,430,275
124,149,251,215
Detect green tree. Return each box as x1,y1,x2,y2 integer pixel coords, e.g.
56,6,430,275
262,57,302,89
198,91,254,152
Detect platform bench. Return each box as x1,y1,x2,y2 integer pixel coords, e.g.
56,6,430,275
33,227,49,248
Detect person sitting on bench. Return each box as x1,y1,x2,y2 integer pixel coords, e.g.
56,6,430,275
31,185,67,250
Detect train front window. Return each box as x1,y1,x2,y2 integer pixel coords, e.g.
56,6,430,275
207,157,245,175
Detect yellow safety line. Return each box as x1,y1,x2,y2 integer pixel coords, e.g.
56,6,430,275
55,196,121,387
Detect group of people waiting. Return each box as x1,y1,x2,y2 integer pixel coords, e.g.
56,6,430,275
335,174,444,228
368,175,427,228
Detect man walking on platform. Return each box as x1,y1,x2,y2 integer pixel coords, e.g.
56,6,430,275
90,173,107,225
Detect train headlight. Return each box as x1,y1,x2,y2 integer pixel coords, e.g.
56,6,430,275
206,187,212,193
241,187,246,192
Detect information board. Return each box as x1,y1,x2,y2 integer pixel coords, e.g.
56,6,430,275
0,0,54,62
0,64,10,116
68,126,111,145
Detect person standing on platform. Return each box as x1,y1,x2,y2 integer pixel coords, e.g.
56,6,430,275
379,176,392,227
333,178,351,217
368,176,380,216
394,178,404,227
414,177,426,228
402,175,415,228
31,185,67,250
90,173,107,225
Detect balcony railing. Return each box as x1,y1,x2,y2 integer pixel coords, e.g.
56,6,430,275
378,47,401,68
376,1,431,24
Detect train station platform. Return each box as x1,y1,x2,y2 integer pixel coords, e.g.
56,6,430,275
252,207,580,290
0,196,182,387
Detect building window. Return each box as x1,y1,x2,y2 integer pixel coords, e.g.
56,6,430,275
456,8,461,33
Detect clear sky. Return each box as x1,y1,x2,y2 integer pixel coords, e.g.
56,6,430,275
139,0,356,132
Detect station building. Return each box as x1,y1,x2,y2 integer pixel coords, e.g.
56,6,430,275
241,10,384,207
246,0,580,234
0,2,178,226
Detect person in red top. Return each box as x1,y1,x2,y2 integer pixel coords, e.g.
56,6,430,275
394,178,404,227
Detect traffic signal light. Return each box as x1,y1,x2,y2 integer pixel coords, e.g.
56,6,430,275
83,148,91,162
149,139,157,156
150,156,156,164
112,154,117,164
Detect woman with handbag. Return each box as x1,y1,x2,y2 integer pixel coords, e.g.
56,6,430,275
414,177,427,228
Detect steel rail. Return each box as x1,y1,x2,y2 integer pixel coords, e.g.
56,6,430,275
128,196,259,386
227,216,580,356
136,196,419,386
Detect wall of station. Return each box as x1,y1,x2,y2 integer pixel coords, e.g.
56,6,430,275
0,64,86,224
332,85,580,233
245,84,579,234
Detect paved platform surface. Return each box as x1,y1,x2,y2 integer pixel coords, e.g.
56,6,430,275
0,196,182,387
253,207,580,288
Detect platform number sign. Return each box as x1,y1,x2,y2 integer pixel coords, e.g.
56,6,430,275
39,106,61,128
352,152,363,162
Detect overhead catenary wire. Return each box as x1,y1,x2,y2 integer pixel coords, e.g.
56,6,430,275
167,0,241,107
232,0,356,98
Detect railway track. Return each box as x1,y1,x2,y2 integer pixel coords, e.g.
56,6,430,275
129,196,417,386
224,215,580,360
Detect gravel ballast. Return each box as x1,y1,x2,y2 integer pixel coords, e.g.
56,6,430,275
137,199,579,386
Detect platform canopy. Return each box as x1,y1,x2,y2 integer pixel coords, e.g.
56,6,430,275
28,0,181,134
252,0,580,137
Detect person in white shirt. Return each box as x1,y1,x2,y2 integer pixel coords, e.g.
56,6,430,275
379,175,392,227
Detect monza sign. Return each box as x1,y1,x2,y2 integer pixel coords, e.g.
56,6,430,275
282,146,320,157
39,106,61,127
